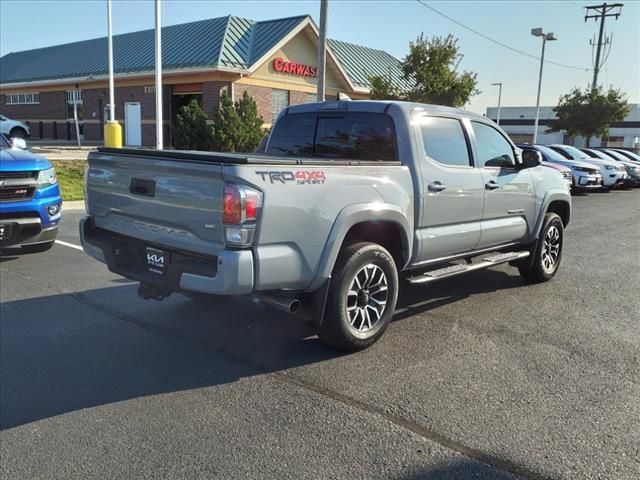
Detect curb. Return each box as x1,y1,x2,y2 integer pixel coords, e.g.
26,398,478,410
63,200,86,211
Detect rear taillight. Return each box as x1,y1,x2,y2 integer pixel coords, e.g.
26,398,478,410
222,184,262,247
223,185,243,224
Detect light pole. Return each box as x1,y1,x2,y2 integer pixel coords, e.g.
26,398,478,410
491,82,502,125
154,0,163,150
531,28,557,144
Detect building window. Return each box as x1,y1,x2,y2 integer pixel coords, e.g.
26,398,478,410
66,90,83,121
5,92,40,105
509,133,534,144
272,89,289,121
306,93,317,103
604,136,624,147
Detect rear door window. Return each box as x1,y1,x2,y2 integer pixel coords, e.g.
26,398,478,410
420,117,472,167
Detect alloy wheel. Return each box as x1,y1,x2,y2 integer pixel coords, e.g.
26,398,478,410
346,264,389,333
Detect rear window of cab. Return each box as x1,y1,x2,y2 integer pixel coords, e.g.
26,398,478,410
266,112,397,161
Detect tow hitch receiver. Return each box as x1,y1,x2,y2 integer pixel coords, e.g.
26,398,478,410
138,283,170,301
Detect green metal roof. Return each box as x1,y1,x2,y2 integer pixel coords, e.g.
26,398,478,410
0,15,404,92
328,39,409,90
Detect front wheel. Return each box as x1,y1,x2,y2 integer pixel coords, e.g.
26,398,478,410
318,242,399,351
519,213,564,283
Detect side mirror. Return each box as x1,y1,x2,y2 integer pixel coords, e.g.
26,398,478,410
522,149,542,168
10,137,27,150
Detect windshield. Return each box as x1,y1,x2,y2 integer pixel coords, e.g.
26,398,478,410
613,149,640,161
0,134,9,149
602,149,628,161
559,145,589,159
536,145,570,162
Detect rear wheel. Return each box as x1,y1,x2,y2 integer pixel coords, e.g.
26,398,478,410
519,213,563,283
318,242,399,351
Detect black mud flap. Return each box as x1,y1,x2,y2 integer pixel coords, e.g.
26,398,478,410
296,279,331,328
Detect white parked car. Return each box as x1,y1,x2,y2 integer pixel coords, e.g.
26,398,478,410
0,115,30,138
549,144,627,190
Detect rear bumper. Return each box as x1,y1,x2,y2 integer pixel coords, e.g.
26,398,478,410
80,217,254,295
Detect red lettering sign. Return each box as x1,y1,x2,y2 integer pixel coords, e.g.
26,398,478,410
272,57,317,78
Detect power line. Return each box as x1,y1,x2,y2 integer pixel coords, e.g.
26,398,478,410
416,0,593,71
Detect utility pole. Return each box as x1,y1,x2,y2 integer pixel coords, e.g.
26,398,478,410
584,3,623,89
317,0,328,102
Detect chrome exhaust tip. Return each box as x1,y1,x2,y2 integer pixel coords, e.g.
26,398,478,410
256,293,301,314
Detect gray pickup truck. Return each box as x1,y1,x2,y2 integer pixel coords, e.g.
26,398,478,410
81,101,571,350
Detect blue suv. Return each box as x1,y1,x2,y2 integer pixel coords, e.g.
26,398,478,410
0,135,62,253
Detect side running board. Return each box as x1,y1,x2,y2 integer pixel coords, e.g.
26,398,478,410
406,251,530,285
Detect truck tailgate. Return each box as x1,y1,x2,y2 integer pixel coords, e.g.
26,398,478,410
86,151,225,255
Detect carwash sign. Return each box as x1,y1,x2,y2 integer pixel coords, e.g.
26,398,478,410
272,57,317,78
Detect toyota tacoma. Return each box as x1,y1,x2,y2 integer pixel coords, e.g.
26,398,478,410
80,101,571,351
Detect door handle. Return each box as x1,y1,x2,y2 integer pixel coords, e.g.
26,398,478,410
428,181,447,192
485,180,500,190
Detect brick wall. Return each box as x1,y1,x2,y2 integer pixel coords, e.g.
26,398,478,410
237,84,273,123
290,90,310,106
0,91,66,121
202,81,230,118
82,86,171,143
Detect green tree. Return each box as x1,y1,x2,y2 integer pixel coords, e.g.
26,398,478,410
172,100,214,150
548,86,630,147
211,91,265,152
235,91,265,152
369,68,404,101
368,34,479,107
211,91,242,152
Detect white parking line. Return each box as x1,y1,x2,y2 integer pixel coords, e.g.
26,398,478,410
55,240,84,251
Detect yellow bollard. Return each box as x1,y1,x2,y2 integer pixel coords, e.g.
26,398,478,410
104,121,123,148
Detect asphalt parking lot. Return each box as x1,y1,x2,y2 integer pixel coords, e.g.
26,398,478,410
1,189,639,480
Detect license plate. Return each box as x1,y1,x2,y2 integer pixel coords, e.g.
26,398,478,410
145,247,167,275
0,223,13,242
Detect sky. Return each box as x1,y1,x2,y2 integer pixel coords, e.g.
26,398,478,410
0,0,638,115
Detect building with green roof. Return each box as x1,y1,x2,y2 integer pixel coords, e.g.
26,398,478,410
0,14,406,146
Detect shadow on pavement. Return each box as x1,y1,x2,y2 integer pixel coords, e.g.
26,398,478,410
396,459,518,480
395,268,524,322
1,266,526,431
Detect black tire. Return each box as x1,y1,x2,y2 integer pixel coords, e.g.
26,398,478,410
183,292,229,303
518,213,563,283
9,127,27,139
318,242,399,352
21,241,54,254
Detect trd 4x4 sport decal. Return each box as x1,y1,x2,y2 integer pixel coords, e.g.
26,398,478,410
255,171,326,185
